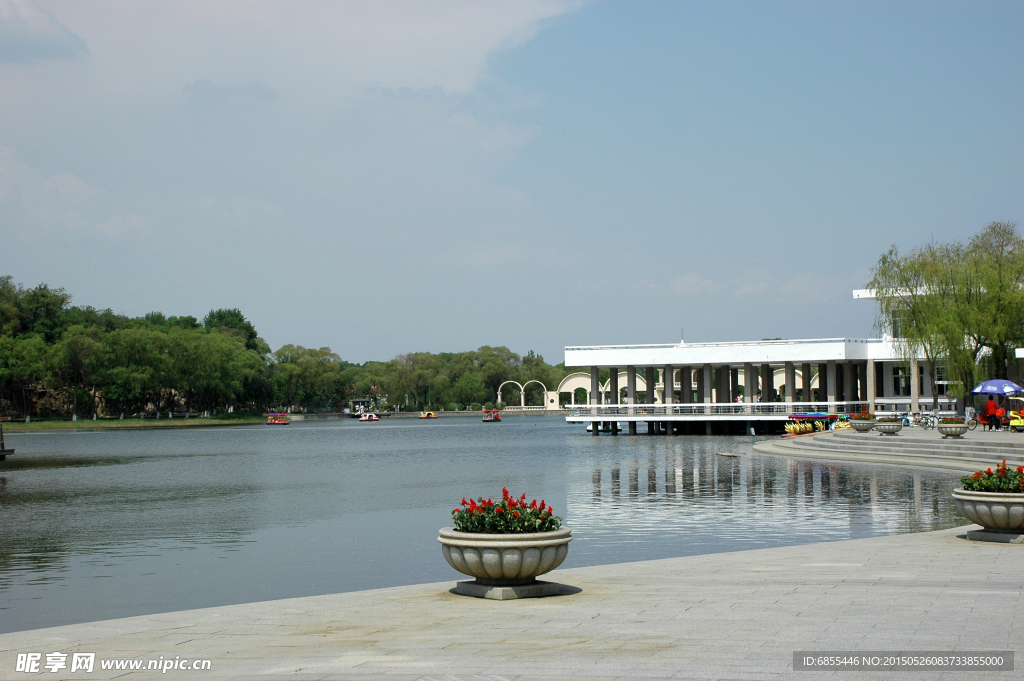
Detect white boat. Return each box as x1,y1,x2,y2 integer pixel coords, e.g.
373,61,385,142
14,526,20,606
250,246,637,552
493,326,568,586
358,413,379,422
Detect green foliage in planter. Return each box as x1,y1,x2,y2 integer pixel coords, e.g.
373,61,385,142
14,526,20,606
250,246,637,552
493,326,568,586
452,487,562,533
961,460,1024,493
940,417,965,424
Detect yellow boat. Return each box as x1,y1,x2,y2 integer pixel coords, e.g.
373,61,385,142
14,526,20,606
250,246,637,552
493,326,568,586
419,411,437,419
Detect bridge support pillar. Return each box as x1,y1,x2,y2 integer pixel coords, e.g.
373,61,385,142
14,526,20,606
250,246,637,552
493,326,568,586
590,366,600,436
802,363,813,401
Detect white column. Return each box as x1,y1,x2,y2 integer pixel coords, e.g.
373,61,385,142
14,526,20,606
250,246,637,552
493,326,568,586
827,361,837,406
910,358,920,412
703,364,712,404
866,359,876,413
590,367,600,404
680,366,692,403
843,362,854,407
802,363,812,402
645,367,656,405
784,362,795,403
743,363,754,414
663,365,674,404
609,368,619,406
626,366,636,404
761,364,771,401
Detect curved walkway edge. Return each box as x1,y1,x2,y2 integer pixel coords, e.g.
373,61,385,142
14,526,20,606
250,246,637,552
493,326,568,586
753,428,1024,472
0,526,1020,680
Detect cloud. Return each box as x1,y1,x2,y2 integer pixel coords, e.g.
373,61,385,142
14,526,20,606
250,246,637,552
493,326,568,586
96,214,150,238
0,0,87,63
671,272,715,294
0,146,144,238
183,80,277,109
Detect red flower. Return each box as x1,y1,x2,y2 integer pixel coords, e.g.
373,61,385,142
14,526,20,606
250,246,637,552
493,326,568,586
496,506,504,514
502,487,509,499
453,508,459,514
461,497,468,506
1017,466,1024,474
986,468,993,475
530,499,538,509
548,505,554,514
513,511,520,518
540,500,545,508
520,493,527,501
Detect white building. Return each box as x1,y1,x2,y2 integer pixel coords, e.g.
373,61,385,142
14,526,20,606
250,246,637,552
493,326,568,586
560,289,956,434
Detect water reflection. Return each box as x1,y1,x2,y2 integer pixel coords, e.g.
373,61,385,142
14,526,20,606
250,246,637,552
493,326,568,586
571,447,961,556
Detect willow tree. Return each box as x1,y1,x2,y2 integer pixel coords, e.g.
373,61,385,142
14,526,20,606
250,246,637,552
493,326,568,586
869,222,1024,403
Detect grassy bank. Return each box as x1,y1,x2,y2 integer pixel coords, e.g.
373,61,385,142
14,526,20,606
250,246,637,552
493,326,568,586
0,415,266,433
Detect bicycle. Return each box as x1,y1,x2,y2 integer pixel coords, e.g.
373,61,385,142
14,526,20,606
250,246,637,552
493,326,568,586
966,416,979,431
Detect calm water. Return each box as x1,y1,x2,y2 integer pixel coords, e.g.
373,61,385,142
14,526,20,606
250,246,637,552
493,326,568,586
0,415,964,633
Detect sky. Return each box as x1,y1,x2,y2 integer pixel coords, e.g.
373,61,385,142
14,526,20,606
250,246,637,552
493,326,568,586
1,0,1021,363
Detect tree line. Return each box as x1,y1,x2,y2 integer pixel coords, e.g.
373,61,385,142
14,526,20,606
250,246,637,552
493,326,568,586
0,276,569,418
869,221,1024,401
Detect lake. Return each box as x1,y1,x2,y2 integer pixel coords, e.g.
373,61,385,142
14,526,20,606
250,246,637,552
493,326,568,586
0,415,964,633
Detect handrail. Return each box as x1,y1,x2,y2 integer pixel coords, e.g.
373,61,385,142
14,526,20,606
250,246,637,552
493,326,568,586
568,401,873,416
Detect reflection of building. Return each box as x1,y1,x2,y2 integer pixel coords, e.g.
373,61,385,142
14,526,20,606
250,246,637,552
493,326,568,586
564,289,957,434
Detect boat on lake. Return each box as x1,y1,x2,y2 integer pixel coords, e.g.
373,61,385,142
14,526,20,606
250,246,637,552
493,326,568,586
266,413,290,425
359,413,379,422
419,411,437,419
482,409,501,422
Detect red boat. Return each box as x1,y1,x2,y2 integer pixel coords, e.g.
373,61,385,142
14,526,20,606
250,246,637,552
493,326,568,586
482,409,501,422
358,413,379,422
266,413,290,425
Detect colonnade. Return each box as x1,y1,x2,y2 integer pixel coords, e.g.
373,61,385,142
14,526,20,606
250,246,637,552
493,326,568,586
587,359,895,436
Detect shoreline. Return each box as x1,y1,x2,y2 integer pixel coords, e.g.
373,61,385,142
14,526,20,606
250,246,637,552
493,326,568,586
0,417,266,433
0,525,1015,679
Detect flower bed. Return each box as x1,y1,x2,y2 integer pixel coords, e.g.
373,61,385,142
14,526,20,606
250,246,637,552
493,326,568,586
876,416,901,423
940,417,966,425
452,488,562,534
961,460,1024,493
849,413,875,421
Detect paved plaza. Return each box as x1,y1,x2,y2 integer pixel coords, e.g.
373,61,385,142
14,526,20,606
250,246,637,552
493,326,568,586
1,525,1021,680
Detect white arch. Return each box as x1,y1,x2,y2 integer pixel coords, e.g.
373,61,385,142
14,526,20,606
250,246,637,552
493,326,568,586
520,379,547,407
497,380,522,406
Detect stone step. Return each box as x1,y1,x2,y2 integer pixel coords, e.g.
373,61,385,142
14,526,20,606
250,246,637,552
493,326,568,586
803,438,1018,458
806,432,1024,457
832,430,1024,451
754,441,1021,472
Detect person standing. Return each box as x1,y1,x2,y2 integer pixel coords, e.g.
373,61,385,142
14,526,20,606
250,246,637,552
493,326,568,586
985,397,1000,431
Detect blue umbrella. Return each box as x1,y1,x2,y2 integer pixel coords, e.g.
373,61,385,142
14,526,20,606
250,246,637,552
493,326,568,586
970,379,1024,396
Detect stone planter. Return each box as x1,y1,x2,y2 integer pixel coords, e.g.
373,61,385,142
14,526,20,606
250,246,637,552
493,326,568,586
937,424,969,438
849,420,877,433
438,526,571,599
952,489,1024,533
874,422,903,435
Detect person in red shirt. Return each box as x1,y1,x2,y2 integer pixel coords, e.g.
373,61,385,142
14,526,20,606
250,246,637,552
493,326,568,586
985,397,1000,431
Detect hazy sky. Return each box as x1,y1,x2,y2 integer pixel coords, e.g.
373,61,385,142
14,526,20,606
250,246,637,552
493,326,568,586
1,1,1021,363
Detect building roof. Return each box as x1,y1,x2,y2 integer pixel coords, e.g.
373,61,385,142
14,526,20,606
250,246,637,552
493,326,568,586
564,337,903,368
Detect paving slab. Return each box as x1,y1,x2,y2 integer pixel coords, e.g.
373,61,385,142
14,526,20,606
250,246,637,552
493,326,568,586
0,526,1021,680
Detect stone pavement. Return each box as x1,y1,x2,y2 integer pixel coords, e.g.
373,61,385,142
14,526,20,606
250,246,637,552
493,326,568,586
0,527,1020,680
